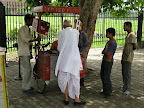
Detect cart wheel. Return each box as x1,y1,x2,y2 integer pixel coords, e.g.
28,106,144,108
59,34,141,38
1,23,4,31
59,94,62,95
36,76,46,94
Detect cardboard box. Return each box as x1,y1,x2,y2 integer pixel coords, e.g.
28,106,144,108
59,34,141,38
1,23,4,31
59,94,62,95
37,51,58,81
74,19,83,31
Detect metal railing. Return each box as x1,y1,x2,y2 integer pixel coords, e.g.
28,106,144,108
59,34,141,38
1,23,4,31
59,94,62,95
1,1,144,51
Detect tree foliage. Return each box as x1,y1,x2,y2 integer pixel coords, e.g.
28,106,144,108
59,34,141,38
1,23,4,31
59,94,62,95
19,0,144,17
46,0,78,7
18,0,52,7
101,0,144,18
18,0,78,7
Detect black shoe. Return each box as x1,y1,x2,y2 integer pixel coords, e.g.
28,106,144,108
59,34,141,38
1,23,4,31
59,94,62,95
30,87,34,90
73,101,86,106
99,91,104,95
104,94,111,99
64,100,69,105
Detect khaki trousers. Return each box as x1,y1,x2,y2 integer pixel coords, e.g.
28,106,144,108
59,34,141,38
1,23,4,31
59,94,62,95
121,60,131,91
20,56,32,90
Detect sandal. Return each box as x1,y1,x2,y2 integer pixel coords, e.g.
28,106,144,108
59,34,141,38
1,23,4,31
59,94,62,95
23,87,34,93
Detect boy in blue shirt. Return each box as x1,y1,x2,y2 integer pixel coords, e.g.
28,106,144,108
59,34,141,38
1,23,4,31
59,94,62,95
100,28,117,98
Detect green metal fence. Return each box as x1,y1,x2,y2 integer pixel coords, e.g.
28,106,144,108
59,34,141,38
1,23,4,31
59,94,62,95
2,1,144,51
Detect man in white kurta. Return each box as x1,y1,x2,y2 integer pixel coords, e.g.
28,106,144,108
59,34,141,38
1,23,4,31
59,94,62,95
55,20,86,105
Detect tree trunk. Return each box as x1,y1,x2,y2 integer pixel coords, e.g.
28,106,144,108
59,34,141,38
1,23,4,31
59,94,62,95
137,11,143,48
79,0,104,58
78,0,104,72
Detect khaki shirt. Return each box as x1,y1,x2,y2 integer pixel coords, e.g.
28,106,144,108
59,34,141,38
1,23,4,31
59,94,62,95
122,32,136,63
18,25,32,56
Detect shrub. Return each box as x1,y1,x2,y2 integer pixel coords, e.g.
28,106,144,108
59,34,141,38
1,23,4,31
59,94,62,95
10,28,18,41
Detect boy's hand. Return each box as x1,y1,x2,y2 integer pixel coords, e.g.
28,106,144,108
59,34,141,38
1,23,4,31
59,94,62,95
102,50,105,54
102,50,107,54
102,50,113,55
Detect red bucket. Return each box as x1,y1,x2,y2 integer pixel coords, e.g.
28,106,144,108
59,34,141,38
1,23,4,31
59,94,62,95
38,51,50,80
80,54,85,78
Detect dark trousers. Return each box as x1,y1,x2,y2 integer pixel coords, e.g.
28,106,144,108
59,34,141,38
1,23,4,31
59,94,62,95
80,78,84,86
80,53,86,86
121,60,131,92
100,61,113,95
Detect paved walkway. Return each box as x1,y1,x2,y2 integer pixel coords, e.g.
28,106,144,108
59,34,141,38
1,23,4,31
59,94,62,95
6,48,144,108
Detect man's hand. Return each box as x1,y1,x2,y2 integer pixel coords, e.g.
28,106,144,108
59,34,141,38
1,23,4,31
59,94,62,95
132,43,137,50
29,36,41,42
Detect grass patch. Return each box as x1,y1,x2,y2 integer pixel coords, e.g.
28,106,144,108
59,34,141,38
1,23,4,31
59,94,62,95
5,16,144,51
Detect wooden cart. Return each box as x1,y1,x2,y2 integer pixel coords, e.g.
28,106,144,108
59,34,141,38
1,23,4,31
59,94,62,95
32,6,85,93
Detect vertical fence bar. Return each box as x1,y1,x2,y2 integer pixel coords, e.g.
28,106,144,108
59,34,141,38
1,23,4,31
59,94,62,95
12,2,14,47
10,1,11,50
15,2,17,48
6,2,9,50
61,13,63,30
102,13,105,41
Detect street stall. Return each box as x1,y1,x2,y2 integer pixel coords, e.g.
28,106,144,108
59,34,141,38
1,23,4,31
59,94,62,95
0,47,8,108
31,6,85,93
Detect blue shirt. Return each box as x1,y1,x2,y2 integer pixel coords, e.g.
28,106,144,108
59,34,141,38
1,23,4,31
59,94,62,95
103,40,117,62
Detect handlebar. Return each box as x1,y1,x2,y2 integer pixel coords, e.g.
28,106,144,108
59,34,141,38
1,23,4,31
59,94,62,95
33,42,51,50
42,42,50,49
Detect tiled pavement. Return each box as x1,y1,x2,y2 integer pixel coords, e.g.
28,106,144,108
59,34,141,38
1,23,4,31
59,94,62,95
6,48,144,108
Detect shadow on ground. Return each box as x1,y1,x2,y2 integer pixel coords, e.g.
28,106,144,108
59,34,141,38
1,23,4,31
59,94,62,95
6,48,144,108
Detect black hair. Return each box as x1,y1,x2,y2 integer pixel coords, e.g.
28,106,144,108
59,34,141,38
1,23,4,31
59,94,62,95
124,21,132,28
24,14,35,22
106,28,115,36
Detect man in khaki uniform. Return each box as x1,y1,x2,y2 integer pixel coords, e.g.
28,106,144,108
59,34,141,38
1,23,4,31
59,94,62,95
18,14,40,93
121,22,137,95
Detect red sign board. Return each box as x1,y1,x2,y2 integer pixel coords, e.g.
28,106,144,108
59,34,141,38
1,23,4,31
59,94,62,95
32,18,50,35
32,6,81,13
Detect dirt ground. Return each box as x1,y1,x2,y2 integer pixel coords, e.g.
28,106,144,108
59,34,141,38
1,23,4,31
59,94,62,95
6,47,144,108
85,47,144,108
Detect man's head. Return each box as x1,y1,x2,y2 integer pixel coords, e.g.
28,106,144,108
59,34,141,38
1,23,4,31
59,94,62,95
24,14,35,26
63,20,72,28
124,22,132,31
106,28,115,38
